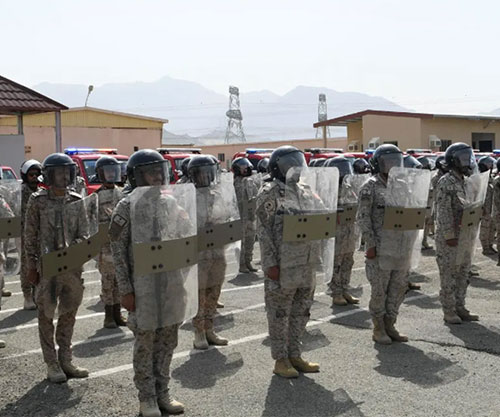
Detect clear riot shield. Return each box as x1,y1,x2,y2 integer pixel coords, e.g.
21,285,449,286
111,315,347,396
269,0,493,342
379,167,431,271
281,166,338,288
131,184,198,330
456,171,489,265
197,172,241,289
335,174,370,256
39,193,99,317
0,180,22,276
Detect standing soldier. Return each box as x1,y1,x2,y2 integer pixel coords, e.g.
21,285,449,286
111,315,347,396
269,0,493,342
257,146,337,377
232,157,259,273
478,156,496,255
110,149,194,416
25,153,92,383
358,145,430,344
325,156,368,305
418,156,435,251
19,159,42,309
435,143,486,324
94,156,126,329
188,155,240,349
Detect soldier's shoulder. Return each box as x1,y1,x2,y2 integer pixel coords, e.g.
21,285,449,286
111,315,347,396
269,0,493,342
32,188,48,199
359,176,376,195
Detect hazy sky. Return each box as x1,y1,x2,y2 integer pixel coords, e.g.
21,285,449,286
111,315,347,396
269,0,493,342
2,0,500,113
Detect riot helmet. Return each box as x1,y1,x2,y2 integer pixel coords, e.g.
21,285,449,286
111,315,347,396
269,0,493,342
42,153,77,189
20,159,42,183
416,156,435,170
127,149,169,188
435,155,447,173
325,156,353,184
371,144,403,175
353,158,370,174
444,142,475,176
231,157,253,177
188,155,217,188
180,156,192,178
96,155,121,184
309,158,326,167
257,157,270,174
403,154,423,169
478,156,495,173
269,146,306,182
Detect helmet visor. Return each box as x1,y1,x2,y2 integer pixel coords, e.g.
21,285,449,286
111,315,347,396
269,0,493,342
379,153,403,174
100,164,122,183
332,160,353,178
277,152,306,178
454,148,475,169
134,160,170,187
47,165,76,189
190,164,217,188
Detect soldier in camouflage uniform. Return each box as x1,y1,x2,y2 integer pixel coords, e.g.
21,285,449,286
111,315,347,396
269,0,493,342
325,156,363,305
435,143,481,324
110,150,186,417
478,156,497,255
19,159,42,310
256,146,322,378
25,153,90,383
94,156,126,329
418,156,435,251
358,145,412,345
232,157,259,273
188,155,234,350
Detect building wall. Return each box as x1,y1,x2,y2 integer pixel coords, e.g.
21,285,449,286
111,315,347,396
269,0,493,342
346,121,363,150
420,117,500,149
198,137,348,168
361,114,422,150
0,125,162,161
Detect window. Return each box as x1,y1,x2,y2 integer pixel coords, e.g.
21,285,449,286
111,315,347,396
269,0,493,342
1,169,17,180
440,140,451,152
218,153,225,162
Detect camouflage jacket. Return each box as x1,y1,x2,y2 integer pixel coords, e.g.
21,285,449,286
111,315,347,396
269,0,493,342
24,188,86,272
96,186,124,256
0,195,14,264
21,183,39,227
234,175,260,221
435,170,465,241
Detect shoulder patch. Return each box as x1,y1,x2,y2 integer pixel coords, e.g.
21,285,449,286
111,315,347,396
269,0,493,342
112,214,127,228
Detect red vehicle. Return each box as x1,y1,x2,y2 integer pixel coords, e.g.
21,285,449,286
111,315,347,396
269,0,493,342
1,166,18,181
231,148,274,169
157,148,202,183
64,148,129,194
306,148,344,165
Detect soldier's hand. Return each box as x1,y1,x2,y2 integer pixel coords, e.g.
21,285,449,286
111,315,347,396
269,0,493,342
266,266,280,281
365,247,376,259
27,269,39,286
446,238,458,247
121,293,136,312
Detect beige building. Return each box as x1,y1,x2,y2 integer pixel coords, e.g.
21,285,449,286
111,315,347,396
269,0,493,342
314,110,500,152
0,106,167,161
196,137,348,169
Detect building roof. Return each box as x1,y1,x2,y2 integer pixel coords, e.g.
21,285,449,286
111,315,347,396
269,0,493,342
0,75,67,115
68,106,168,123
313,109,500,127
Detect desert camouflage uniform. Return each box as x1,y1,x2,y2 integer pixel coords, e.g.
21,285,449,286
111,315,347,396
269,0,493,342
96,186,123,306
73,176,87,196
110,191,191,402
256,179,317,360
357,174,408,320
193,185,229,331
435,171,470,314
0,195,15,311
494,176,500,251
431,171,444,223
20,183,39,298
24,189,87,365
234,175,259,268
479,176,495,249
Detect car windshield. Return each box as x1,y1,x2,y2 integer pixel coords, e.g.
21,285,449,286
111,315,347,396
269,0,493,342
1,169,17,180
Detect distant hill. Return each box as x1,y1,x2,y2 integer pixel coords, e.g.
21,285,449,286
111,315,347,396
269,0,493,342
34,76,409,142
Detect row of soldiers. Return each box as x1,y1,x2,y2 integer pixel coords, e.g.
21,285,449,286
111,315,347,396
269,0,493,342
0,141,494,417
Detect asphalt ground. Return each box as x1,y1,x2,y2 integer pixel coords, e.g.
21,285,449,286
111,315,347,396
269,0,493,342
0,237,499,417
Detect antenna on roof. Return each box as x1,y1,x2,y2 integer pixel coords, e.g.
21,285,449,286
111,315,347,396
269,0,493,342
85,85,94,107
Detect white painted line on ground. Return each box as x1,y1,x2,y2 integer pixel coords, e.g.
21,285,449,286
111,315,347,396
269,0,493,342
88,291,435,379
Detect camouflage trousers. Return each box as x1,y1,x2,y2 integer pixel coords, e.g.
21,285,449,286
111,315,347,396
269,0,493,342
480,215,496,248
328,252,355,296
20,236,32,297
192,285,222,331
240,218,256,266
365,259,408,320
36,272,84,364
97,253,120,306
436,240,470,313
133,324,179,402
264,276,315,360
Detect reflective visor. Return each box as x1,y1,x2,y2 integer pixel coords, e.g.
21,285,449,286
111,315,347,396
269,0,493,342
134,161,170,187
277,152,306,177
191,164,217,187
101,165,122,183
379,153,403,174
332,160,353,177
455,148,475,168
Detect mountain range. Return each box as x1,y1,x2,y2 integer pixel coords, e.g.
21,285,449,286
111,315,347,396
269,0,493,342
33,76,410,143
